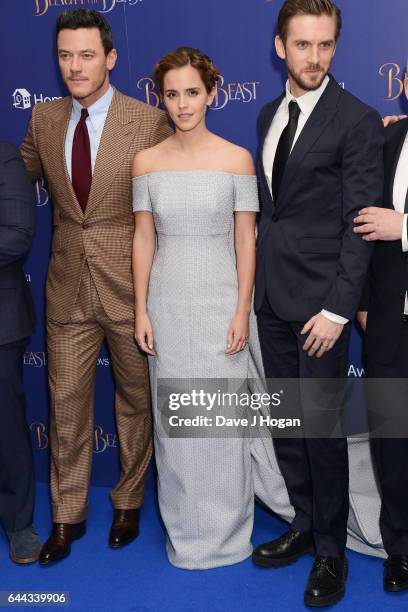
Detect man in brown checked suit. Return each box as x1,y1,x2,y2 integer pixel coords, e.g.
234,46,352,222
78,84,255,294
21,9,172,565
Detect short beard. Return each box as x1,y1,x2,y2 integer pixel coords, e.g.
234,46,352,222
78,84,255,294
72,73,108,102
288,65,328,93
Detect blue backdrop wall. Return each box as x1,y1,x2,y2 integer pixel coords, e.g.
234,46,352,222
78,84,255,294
1,0,407,486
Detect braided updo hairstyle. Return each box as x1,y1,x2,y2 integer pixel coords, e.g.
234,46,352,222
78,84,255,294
154,47,220,95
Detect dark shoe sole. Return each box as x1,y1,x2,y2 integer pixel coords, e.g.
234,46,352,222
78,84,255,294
10,551,40,565
39,524,86,566
304,558,348,608
252,547,315,568
304,587,345,608
109,531,139,549
384,582,408,593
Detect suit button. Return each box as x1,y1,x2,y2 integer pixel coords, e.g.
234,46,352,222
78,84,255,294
82,222,89,229
272,214,278,222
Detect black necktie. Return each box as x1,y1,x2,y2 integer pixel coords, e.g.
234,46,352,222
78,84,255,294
272,100,301,201
404,184,408,214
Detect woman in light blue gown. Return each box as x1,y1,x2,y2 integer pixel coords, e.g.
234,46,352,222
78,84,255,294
132,47,261,569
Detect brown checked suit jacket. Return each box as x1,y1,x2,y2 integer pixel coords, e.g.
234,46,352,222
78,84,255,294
21,88,172,323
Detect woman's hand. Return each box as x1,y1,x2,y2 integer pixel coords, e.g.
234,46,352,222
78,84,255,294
135,312,156,356
226,312,249,355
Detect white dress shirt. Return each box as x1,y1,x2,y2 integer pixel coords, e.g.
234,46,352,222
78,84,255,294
65,85,114,180
262,76,348,324
392,131,408,314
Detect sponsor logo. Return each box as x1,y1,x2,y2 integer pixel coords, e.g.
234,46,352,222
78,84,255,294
348,364,365,378
379,62,407,101
136,75,261,111
34,0,142,17
13,89,32,110
24,351,47,368
97,357,111,367
12,88,62,110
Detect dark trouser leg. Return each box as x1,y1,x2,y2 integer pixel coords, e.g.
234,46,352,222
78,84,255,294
257,298,313,535
257,297,350,556
367,322,408,555
296,322,350,558
0,339,35,533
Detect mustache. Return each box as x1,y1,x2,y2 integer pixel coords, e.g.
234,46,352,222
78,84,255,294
303,64,324,72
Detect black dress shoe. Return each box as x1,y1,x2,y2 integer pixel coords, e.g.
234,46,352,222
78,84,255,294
252,529,314,568
39,522,86,566
384,555,408,592
304,555,348,608
109,509,139,548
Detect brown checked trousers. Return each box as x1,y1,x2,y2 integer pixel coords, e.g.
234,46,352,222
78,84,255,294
21,89,172,522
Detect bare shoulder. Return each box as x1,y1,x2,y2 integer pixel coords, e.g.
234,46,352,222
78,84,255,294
212,136,255,175
132,137,173,176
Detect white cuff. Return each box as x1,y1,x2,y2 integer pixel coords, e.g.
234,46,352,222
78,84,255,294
402,214,408,253
321,309,349,325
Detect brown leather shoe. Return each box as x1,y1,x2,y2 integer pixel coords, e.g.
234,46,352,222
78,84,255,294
109,509,140,548
39,522,86,566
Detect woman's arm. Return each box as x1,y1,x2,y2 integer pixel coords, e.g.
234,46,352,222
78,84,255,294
226,211,257,354
132,211,157,355
235,211,257,315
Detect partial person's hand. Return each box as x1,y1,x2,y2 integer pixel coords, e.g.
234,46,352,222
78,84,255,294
226,312,249,355
135,312,156,356
301,313,344,358
382,114,407,128
353,207,404,241
356,311,368,333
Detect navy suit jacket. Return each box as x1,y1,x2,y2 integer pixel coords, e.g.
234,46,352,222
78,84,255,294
255,76,385,322
362,118,408,364
0,142,36,345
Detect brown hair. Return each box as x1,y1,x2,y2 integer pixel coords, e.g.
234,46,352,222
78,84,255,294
154,47,220,95
278,0,342,43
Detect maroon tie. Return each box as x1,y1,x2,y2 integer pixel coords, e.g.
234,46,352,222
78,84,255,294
72,108,92,212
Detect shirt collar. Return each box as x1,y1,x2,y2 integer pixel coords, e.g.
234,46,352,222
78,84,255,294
71,85,114,132
285,75,330,118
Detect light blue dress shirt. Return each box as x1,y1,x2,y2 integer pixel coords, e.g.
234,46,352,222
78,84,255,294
65,85,114,180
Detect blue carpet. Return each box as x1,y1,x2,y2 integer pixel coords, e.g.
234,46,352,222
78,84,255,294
1,480,407,612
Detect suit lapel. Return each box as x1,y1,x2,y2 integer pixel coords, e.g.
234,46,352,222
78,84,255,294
276,77,341,209
258,94,285,210
84,90,140,219
49,97,84,220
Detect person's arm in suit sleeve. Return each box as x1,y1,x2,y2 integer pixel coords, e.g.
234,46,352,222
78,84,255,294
0,143,36,269
148,111,173,147
20,108,43,181
322,109,385,319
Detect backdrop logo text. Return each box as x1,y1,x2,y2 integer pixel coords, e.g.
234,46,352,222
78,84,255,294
137,76,260,111
34,0,142,16
379,62,407,101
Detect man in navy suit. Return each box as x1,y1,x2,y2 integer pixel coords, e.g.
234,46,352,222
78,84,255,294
252,0,384,606
355,88,408,593
0,141,40,563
